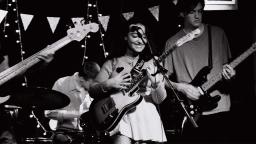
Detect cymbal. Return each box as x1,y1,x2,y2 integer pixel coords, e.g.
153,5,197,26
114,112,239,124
4,87,70,110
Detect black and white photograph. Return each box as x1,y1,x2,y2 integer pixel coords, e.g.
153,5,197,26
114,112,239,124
0,0,255,143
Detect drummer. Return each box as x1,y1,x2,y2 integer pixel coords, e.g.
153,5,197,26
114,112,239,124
44,61,100,144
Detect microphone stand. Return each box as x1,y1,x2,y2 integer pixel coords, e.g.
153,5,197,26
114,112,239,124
136,29,198,128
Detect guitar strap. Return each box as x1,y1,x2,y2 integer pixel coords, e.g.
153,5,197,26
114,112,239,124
130,57,145,79
208,24,213,69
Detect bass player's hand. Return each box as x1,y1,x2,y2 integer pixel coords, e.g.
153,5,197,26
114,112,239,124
222,64,236,80
175,83,201,100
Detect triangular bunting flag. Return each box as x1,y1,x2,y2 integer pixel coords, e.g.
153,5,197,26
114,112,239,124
47,17,60,33
148,5,159,21
0,10,8,24
20,13,33,31
122,12,134,21
173,0,178,5
98,15,110,31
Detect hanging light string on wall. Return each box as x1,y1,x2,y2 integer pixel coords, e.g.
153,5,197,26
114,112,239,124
94,0,108,58
3,0,28,87
14,0,28,86
80,0,91,65
81,0,108,65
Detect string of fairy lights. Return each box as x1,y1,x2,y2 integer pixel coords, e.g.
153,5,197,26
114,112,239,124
3,0,28,87
2,0,48,136
94,0,108,58
81,0,108,65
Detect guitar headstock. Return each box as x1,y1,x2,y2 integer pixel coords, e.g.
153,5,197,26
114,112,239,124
176,28,200,47
67,22,99,41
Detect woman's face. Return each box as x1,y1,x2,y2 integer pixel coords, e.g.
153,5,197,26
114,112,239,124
126,23,147,54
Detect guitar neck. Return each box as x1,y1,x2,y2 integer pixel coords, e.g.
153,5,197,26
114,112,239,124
201,43,256,91
0,36,72,86
125,70,148,93
124,48,171,94
158,29,200,63
158,44,177,63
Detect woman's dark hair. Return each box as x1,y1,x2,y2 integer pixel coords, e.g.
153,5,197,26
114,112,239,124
177,0,205,14
125,17,153,61
106,16,155,61
78,61,100,80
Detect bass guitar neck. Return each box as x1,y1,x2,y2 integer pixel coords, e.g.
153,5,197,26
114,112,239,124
0,36,71,87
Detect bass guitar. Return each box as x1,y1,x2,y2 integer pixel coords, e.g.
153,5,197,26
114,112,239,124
184,42,256,122
0,22,99,104
89,28,201,135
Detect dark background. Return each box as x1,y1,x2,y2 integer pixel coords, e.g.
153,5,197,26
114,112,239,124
0,0,255,143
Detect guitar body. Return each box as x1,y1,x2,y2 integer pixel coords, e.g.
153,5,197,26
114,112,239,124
184,66,221,121
90,91,143,133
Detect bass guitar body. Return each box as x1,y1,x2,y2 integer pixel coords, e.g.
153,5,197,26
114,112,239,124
184,66,221,121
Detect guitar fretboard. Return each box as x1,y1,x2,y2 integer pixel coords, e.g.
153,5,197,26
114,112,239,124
158,28,200,63
201,43,256,91
158,45,177,63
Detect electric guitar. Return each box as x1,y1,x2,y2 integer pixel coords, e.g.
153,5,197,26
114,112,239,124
89,28,201,134
0,22,99,104
184,42,256,122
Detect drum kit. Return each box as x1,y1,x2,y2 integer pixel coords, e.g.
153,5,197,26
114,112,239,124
0,87,99,144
